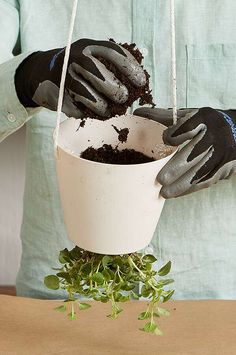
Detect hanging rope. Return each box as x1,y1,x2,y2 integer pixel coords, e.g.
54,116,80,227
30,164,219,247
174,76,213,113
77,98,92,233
170,0,177,125
54,0,78,156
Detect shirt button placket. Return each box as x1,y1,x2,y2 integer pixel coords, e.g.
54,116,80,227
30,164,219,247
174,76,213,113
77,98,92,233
7,113,16,122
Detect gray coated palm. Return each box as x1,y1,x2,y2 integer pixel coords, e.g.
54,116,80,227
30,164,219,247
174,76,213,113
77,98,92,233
134,107,236,198
31,39,146,118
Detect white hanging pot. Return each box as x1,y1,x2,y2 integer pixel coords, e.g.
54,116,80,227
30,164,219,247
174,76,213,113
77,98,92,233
55,114,176,255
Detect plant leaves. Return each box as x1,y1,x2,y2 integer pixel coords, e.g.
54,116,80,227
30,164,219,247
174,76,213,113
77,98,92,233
144,263,152,271
114,292,123,302
131,291,140,300
59,248,70,264
102,255,113,268
121,283,136,291
141,284,152,298
73,275,82,290
81,263,92,276
54,305,67,313
150,270,157,276
56,272,72,283
44,275,60,290
92,272,104,285
118,295,130,302
156,279,174,287
162,290,175,303
69,246,82,260
113,283,122,292
142,254,157,263
90,289,100,296
154,326,163,336
93,295,101,301
68,312,76,320
53,246,175,335
107,309,123,319
138,311,151,320
100,296,109,303
158,261,172,276
107,314,116,319
102,269,111,282
157,307,170,316
68,295,76,301
140,322,157,333
108,269,115,280
114,257,124,268
153,312,160,318
78,302,91,310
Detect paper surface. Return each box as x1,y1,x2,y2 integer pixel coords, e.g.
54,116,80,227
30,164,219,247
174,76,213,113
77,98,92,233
0,296,236,355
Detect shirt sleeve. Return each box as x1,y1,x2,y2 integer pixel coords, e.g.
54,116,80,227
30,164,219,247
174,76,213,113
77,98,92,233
0,0,40,143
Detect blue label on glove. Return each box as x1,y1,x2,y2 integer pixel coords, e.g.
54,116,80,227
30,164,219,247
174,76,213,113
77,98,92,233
49,48,65,71
218,110,236,143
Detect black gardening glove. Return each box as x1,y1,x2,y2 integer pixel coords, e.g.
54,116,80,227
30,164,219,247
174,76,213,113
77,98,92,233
15,39,146,118
134,107,236,198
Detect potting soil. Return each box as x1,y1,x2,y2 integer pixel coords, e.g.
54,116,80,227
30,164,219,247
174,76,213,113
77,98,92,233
78,40,163,164
80,144,155,164
75,39,155,121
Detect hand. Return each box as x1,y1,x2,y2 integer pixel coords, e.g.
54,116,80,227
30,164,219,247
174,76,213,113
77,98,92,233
15,39,146,118
134,107,195,127
134,107,236,198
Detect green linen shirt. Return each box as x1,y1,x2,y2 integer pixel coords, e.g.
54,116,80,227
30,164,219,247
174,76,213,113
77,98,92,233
1,0,236,299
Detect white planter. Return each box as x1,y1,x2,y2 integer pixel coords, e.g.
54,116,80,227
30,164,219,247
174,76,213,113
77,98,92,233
55,114,175,255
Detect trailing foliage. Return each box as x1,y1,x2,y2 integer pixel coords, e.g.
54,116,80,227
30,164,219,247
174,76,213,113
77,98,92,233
44,246,174,335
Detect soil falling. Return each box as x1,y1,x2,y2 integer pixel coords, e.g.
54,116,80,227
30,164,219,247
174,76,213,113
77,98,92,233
112,125,129,143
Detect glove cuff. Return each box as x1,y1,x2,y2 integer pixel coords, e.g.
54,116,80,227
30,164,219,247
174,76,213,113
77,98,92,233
14,48,62,108
15,52,41,108
222,110,236,123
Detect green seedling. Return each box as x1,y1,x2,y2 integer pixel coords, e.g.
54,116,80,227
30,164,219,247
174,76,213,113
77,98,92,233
44,246,174,335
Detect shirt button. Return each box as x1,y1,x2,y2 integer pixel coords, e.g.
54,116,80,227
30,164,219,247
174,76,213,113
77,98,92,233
144,245,154,254
7,113,16,122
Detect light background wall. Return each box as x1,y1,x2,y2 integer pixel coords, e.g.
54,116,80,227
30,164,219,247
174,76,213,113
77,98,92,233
0,127,25,285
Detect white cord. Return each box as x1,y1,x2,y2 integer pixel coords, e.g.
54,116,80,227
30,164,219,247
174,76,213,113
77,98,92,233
54,0,78,156
170,0,177,125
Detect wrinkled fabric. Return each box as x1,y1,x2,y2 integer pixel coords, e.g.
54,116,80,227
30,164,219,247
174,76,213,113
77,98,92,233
1,0,236,299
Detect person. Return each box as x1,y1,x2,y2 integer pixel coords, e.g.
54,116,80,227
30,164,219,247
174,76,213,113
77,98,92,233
1,0,236,300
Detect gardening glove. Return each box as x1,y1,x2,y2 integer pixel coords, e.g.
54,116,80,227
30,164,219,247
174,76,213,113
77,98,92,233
15,39,146,119
134,107,236,198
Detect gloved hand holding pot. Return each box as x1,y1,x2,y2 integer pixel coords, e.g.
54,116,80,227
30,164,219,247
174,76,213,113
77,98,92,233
134,107,236,198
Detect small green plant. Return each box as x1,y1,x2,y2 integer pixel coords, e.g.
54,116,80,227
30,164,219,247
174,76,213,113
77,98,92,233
44,246,174,335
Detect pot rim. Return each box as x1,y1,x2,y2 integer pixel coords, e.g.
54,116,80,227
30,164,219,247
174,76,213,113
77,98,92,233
54,114,177,167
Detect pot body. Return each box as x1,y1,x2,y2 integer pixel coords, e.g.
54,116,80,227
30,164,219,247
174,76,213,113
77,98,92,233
55,114,175,254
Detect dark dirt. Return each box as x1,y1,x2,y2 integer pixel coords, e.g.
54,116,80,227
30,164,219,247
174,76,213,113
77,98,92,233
79,40,156,164
80,144,154,165
80,119,86,127
112,125,129,143
76,39,155,121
